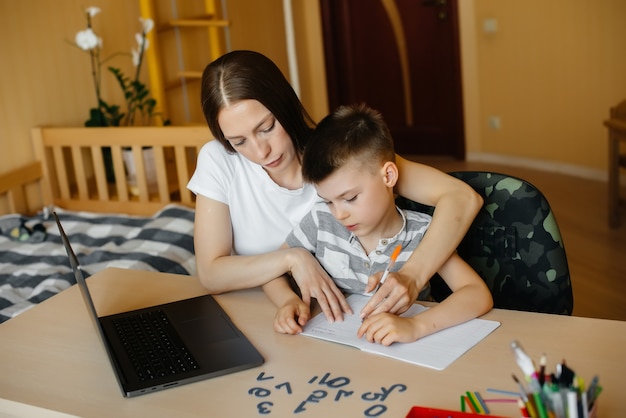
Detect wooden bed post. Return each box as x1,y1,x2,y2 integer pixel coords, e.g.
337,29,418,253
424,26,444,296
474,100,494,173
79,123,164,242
30,127,54,209
0,161,43,214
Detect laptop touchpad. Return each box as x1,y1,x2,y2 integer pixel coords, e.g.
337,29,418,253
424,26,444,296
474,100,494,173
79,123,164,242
178,314,239,344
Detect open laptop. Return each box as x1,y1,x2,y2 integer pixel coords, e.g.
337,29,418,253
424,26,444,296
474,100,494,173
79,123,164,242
54,212,264,397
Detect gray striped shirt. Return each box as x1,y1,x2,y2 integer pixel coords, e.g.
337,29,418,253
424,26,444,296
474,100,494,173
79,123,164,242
286,202,432,296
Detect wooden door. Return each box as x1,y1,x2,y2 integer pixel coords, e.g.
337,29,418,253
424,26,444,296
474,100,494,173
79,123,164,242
320,0,465,157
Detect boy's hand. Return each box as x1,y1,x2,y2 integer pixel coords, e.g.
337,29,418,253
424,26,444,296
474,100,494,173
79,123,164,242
273,299,311,335
360,271,420,320
357,313,419,346
288,248,352,322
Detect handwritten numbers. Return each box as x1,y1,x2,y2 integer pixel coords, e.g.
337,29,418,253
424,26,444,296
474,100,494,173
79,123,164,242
309,372,351,388
335,389,354,402
361,383,407,416
294,389,328,413
364,404,388,417
275,381,292,394
248,387,271,398
256,401,273,415
256,372,274,381
362,383,408,402
247,370,408,415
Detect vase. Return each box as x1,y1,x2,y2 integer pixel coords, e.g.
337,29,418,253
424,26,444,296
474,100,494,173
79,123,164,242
122,147,158,196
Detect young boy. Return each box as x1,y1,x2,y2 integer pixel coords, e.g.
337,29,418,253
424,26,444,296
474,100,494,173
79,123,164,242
262,104,493,346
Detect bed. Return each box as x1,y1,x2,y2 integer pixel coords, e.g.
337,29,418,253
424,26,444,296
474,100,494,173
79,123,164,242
0,126,212,323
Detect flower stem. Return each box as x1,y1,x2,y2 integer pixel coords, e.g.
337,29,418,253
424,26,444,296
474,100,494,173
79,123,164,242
128,32,147,126
90,50,101,105
86,10,105,125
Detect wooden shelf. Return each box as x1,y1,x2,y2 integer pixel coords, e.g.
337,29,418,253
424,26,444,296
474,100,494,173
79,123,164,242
168,18,229,28
141,0,230,125
157,16,230,32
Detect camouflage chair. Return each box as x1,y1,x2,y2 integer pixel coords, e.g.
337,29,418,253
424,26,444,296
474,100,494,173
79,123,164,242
396,171,573,315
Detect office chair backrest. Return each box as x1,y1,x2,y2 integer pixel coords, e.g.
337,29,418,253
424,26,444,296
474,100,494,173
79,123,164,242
396,171,574,315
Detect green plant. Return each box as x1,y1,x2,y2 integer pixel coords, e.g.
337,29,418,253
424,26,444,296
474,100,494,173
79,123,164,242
72,6,168,127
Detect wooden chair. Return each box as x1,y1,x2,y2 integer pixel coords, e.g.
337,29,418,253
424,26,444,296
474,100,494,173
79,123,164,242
604,99,626,228
396,171,574,315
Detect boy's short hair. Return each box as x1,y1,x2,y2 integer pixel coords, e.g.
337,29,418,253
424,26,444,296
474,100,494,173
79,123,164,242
302,103,395,183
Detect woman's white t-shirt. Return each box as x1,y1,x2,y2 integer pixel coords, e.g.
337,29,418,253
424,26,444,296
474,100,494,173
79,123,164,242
187,140,318,255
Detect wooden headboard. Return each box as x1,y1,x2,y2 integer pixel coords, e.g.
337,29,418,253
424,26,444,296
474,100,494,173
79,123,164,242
0,126,212,216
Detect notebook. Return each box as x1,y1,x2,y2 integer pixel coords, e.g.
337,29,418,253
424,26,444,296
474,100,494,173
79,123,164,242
301,294,500,370
54,212,264,397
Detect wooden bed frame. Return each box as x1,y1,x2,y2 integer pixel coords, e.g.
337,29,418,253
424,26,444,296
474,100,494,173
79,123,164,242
0,126,212,216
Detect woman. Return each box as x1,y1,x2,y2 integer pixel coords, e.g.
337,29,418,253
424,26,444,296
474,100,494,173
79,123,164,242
187,50,482,322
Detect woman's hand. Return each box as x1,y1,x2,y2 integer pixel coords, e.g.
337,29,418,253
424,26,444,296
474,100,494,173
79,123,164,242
288,247,352,322
360,270,420,320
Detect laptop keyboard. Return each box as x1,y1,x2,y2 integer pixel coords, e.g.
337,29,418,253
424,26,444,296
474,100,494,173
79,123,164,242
112,310,200,381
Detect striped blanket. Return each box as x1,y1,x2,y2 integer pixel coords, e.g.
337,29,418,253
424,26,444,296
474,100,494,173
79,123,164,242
0,205,195,323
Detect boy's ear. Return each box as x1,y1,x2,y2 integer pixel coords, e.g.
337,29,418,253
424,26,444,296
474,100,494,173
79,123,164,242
381,161,399,187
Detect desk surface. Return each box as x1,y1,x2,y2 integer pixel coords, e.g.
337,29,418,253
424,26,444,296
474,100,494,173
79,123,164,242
1,268,623,417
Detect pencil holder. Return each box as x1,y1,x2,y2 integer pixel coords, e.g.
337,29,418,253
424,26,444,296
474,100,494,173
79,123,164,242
589,400,598,418
519,402,597,418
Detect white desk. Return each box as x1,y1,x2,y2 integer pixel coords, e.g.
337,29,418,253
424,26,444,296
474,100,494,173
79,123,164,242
0,268,623,417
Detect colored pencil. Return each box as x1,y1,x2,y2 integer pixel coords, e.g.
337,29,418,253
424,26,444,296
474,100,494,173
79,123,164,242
474,391,490,414
486,388,521,397
518,398,530,417
465,391,482,414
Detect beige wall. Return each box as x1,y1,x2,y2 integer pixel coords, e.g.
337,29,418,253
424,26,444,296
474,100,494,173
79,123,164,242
228,0,289,79
227,0,328,121
1,0,625,187
0,0,143,172
461,0,626,179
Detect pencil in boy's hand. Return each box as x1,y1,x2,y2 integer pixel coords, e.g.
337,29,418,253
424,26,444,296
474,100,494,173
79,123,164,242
377,244,402,288
363,245,402,320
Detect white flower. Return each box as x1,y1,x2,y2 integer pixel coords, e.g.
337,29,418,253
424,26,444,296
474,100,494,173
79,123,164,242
75,28,100,51
86,7,101,17
131,48,140,66
132,32,149,67
139,17,154,34
135,32,149,50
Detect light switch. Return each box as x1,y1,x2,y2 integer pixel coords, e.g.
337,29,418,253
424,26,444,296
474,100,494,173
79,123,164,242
488,116,501,130
483,18,498,34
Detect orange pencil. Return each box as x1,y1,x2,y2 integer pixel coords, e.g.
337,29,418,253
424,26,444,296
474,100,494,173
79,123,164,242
378,244,402,286
465,392,481,414
365,245,403,319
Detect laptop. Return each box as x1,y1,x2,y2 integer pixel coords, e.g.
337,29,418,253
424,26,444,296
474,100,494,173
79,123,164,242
54,212,264,397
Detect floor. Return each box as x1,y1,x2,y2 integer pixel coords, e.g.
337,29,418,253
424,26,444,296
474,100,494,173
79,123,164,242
406,156,626,321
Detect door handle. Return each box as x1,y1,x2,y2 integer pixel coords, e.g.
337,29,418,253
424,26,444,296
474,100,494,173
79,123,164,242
422,0,448,20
